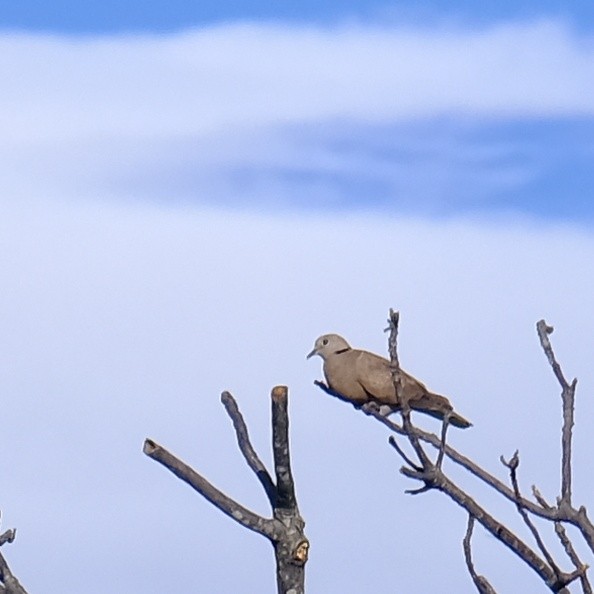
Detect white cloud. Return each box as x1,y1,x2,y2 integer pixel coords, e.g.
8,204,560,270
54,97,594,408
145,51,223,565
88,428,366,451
1,196,593,592
1,19,593,208
2,19,594,143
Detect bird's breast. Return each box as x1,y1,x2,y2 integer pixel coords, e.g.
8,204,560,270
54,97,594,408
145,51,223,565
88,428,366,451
323,356,369,404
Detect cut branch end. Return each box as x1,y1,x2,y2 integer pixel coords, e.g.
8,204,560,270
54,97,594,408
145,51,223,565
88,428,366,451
272,385,288,402
143,439,158,456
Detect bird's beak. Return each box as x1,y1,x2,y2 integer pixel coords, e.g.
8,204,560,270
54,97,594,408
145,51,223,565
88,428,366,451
306,347,317,360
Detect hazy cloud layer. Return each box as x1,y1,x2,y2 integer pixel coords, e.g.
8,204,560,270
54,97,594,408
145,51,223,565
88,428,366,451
1,20,594,216
3,20,594,138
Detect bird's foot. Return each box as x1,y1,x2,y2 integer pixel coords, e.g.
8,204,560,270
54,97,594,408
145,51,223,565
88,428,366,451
361,402,381,415
377,405,394,417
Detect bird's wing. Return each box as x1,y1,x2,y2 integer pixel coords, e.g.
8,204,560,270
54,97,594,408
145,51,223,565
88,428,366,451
354,350,398,405
399,369,433,403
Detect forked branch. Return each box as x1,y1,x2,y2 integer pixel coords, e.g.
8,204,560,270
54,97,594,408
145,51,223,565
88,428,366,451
144,386,308,594
317,312,592,592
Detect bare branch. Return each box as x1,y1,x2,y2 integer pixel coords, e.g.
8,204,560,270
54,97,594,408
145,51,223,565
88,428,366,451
388,435,422,472
554,524,592,594
145,387,308,594
271,386,297,510
316,313,593,592
399,463,571,592
533,486,552,509
436,416,450,469
345,399,594,550
221,391,277,507
386,410,564,591
380,310,576,594
0,554,28,594
533,487,592,594
386,309,432,469
0,526,28,594
501,451,562,579
143,438,278,539
537,320,577,507
463,515,498,594
385,308,401,371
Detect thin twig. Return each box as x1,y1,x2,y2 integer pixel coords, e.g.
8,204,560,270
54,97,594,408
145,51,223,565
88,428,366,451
436,416,450,469
463,515,498,594
501,451,562,578
554,524,592,594
533,487,592,594
221,391,277,507
388,436,422,471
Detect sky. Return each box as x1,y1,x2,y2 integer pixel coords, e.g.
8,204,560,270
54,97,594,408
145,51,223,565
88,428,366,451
1,2,594,593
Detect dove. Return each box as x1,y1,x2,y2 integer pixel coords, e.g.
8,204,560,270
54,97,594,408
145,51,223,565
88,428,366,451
307,333,471,428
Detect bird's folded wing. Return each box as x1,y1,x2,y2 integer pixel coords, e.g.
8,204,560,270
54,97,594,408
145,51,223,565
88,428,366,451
354,351,398,405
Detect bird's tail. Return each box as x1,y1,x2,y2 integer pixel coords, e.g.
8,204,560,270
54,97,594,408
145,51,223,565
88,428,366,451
447,411,472,429
412,393,472,429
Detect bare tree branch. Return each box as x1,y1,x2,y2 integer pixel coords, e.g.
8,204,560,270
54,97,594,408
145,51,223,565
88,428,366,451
315,312,594,591
269,387,309,592
386,309,432,469
315,380,594,552
534,321,594,556
143,438,278,539
463,515,498,594
317,379,525,493
271,386,297,510
388,435,422,471
0,521,28,594
398,460,573,592
554,524,592,594
533,486,592,594
144,386,308,594
221,390,277,507
383,311,588,592
536,320,576,508
501,451,562,578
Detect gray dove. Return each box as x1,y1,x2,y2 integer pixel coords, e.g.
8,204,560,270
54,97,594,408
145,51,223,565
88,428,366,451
307,333,471,428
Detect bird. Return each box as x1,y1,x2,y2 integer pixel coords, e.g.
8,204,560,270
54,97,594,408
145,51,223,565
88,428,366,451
307,333,471,428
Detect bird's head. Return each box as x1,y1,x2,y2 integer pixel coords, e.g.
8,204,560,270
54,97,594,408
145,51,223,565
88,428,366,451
306,334,351,361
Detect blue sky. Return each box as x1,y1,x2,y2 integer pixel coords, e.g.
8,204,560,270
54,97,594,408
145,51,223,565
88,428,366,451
3,1,594,32
1,3,594,594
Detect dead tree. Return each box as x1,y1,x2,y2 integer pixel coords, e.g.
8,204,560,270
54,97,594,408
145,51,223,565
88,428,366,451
0,518,28,594
143,385,308,594
316,310,592,593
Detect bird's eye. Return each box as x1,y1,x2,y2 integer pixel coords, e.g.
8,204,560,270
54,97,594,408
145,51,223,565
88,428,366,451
322,338,328,346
